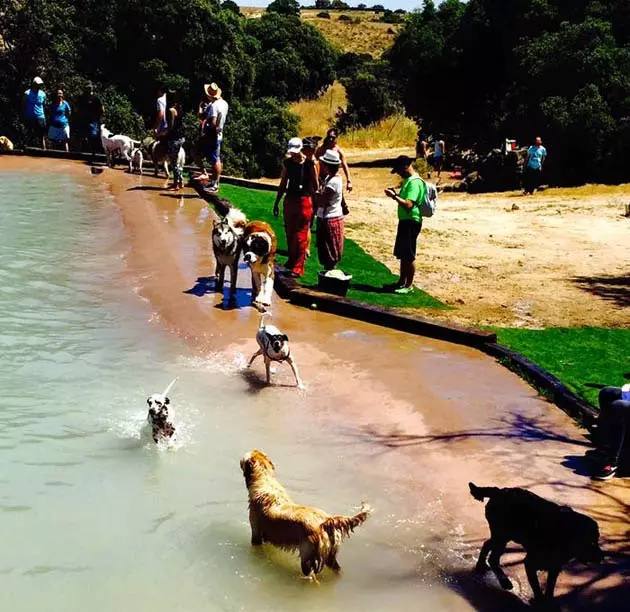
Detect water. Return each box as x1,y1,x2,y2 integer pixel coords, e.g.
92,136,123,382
0,170,477,611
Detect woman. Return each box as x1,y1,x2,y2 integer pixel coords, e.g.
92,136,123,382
315,150,345,271
273,137,317,277
165,90,185,191
47,89,71,152
315,128,353,192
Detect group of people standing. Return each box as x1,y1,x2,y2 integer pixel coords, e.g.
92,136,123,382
273,129,352,278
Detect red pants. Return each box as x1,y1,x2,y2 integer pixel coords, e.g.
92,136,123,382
283,195,313,276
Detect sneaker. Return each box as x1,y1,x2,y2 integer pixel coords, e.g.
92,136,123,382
592,464,618,481
394,286,413,295
207,184,219,194
383,282,402,292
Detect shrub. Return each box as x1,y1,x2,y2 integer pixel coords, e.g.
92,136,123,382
317,11,331,19
266,0,300,17
338,15,353,22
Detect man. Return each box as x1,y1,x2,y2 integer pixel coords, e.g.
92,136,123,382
523,136,547,195
154,85,168,138
192,87,212,179
23,76,47,149
384,155,426,295
77,82,103,156
315,128,353,192
202,82,229,193
432,136,445,177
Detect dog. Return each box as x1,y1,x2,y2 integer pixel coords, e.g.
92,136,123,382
0,136,14,152
240,450,372,579
242,221,277,308
212,207,247,300
148,139,185,178
248,313,303,388
469,482,603,603
146,378,177,443
100,125,141,168
129,148,144,174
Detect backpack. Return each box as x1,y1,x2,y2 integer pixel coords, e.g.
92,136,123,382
413,176,438,217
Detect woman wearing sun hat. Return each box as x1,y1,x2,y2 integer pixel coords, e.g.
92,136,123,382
315,149,345,271
273,137,318,277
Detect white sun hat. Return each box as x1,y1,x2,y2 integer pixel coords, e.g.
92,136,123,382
287,137,303,154
33,76,44,85
319,149,341,166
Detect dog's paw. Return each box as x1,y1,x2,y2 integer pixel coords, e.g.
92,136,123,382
497,574,514,590
297,382,306,391
474,561,489,574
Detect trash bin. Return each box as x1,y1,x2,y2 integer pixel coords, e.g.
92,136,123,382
317,270,352,297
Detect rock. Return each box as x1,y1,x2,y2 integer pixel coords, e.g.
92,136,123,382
511,203,520,211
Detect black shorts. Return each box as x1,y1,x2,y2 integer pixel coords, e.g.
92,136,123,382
25,117,46,139
394,219,422,261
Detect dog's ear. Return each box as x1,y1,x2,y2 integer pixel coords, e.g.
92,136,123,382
164,397,170,405
146,397,151,405
281,334,289,342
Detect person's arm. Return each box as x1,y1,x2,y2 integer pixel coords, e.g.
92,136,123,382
65,101,71,120
166,107,176,133
440,140,446,154
338,148,352,191
273,165,288,217
384,178,422,211
154,100,165,131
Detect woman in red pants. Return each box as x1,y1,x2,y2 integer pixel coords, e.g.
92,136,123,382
273,137,318,278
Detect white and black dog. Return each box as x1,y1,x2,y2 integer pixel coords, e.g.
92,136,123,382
100,125,141,168
248,314,303,389
146,378,177,443
129,147,144,174
212,207,247,300
242,221,277,309
148,139,186,178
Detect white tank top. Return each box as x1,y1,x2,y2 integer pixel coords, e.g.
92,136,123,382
434,140,443,157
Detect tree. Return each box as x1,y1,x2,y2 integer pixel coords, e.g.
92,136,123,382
315,0,331,8
266,0,300,17
221,0,241,15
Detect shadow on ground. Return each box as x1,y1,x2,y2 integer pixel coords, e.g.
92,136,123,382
572,273,630,308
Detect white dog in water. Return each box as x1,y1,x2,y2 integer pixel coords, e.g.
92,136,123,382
146,378,178,443
100,125,141,168
248,314,303,389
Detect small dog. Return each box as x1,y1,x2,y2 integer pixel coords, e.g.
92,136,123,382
248,313,303,388
240,450,372,578
149,139,185,178
129,148,144,174
469,482,603,603
212,207,247,300
146,378,177,443
242,221,277,308
100,125,141,168
0,136,14,152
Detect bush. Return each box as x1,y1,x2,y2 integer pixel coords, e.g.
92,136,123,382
317,11,331,19
99,86,144,138
338,14,353,22
266,0,300,17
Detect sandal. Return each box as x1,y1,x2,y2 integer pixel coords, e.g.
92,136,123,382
394,286,413,295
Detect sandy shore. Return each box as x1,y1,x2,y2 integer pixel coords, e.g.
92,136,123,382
3,157,628,609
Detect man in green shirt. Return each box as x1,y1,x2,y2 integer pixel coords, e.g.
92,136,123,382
384,155,426,294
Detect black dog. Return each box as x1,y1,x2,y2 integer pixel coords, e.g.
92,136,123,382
469,482,603,603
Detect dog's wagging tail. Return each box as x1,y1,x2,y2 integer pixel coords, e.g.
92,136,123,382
469,482,501,502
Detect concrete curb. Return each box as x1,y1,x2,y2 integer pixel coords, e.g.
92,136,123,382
7,148,599,427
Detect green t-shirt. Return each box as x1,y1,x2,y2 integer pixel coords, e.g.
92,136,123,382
397,173,425,223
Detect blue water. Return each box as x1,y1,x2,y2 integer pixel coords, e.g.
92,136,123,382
0,170,474,611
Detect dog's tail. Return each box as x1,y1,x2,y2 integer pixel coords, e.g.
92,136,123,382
322,502,372,540
131,139,142,147
162,377,178,397
258,312,271,330
469,482,500,502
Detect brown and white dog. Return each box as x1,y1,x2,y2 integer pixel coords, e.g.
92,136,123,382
212,207,247,300
149,139,185,178
242,221,277,309
240,450,372,579
248,313,303,388
0,136,14,152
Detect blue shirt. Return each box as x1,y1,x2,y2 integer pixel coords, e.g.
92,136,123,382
24,88,47,120
527,145,547,170
50,100,71,128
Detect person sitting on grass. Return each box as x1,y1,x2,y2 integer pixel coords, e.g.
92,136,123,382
383,155,425,295
586,384,630,481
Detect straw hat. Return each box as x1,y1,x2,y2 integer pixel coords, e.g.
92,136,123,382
204,82,222,99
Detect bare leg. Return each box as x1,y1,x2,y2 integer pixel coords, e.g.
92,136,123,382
286,356,304,389
248,349,263,367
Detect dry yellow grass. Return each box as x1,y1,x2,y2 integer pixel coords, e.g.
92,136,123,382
290,81,417,151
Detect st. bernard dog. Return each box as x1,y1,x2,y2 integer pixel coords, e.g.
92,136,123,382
240,450,372,579
242,221,277,308
0,136,14,152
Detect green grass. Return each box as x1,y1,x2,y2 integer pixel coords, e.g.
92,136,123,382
495,327,630,408
220,184,446,310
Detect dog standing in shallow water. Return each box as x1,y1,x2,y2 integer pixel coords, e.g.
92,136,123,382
146,378,177,443
248,314,303,389
212,207,247,301
240,449,372,579
469,482,603,603
242,221,277,308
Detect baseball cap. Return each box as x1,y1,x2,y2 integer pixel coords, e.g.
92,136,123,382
287,137,303,154
391,155,415,173
33,76,44,85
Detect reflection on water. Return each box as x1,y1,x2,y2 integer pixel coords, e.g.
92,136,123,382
0,171,477,612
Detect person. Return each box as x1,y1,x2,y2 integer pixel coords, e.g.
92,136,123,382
165,90,185,191
272,138,318,278
523,136,547,195
432,136,445,177
315,150,345,271
192,87,212,179
201,83,229,193
47,88,71,152
586,385,630,481
154,85,168,139
384,155,426,295
77,82,103,156
302,137,320,255
23,76,47,149
416,130,428,159
315,128,353,192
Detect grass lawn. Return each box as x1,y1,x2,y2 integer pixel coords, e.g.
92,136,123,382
219,184,446,310
495,327,630,408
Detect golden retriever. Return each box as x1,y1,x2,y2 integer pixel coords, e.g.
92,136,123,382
0,136,14,152
240,449,372,578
